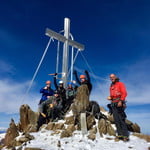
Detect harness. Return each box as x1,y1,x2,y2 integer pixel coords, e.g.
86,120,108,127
111,97,121,103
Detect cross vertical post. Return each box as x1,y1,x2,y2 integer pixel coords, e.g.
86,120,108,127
45,18,85,88
62,18,70,87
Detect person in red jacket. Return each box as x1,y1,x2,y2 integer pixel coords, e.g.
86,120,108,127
107,74,129,141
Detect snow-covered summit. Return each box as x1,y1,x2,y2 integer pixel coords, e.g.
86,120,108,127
0,108,150,150
10,128,150,150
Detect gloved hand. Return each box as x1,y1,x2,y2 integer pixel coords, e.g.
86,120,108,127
72,80,76,84
44,86,48,90
73,70,77,74
54,73,58,77
85,70,88,74
117,101,123,107
107,96,112,100
49,104,54,108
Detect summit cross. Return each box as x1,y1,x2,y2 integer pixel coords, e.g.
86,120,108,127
45,18,85,87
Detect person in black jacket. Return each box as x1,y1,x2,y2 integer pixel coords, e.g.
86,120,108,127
53,73,66,109
73,70,92,94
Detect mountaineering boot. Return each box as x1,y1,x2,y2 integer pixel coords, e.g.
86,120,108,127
114,136,123,142
114,136,129,142
114,136,121,142
122,136,129,142
41,112,46,118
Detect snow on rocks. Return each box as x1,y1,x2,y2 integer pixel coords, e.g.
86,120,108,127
15,129,150,150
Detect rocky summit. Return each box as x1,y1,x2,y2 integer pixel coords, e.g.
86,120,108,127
1,85,148,150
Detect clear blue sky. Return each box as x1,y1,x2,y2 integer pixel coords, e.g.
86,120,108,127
0,0,150,134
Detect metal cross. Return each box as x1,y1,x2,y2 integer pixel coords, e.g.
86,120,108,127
45,18,85,87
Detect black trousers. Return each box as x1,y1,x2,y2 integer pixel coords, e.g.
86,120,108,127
112,103,129,137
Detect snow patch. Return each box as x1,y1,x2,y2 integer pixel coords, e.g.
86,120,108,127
65,110,73,117
0,133,5,141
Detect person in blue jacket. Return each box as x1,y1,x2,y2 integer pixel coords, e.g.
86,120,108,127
39,80,54,105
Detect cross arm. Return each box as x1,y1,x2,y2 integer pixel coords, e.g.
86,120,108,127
45,28,84,50
45,28,66,43
68,39,84,50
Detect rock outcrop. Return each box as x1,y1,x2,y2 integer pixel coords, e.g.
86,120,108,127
4,119,19,147
87,133,96,141
46,122,55,130
0,138,5,149
86,115,96,130
125,120,141,133
87,127,97,141
133,133,150,142
98,118,116,137
3,118,35,149
72,84,89,115
53,123,65,130
65,115,75,125
16,133,35,146
60,129,73,138
18,104,39,132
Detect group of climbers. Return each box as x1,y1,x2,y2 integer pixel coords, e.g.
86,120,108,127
37,70,129,142
37,70,91,130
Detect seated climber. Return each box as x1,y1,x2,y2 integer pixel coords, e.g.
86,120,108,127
37,91,63,130
53,73,66,108
73,70,92,94
38,80,54,111
65,82,76,111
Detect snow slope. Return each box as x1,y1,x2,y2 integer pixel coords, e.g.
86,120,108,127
3,129,147,150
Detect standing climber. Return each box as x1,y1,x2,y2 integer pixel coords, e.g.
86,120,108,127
73,70,92,94
73,70,92,112
107,74,129,141
53,73,66,109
